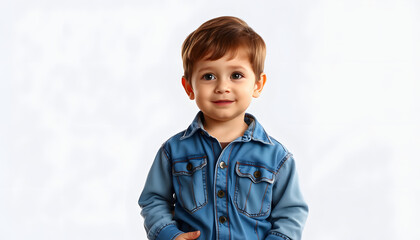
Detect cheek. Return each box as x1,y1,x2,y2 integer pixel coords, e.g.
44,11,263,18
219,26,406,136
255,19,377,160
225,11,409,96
194,86,210,98
242,85,256,97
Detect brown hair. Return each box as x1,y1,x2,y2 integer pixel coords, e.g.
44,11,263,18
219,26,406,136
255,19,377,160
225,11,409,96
181,16,266,82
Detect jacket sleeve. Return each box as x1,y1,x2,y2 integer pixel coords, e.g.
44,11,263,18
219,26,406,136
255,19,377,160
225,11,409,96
138,146,184,240
265,154,309,240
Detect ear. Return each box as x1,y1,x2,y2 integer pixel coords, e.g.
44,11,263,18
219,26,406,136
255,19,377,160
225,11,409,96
252,73,267,98
182,77,195,100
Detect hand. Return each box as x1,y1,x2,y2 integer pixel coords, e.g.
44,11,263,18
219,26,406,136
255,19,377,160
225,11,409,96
175,231,201,240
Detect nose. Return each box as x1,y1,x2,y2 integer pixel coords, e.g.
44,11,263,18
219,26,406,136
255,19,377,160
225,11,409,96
215,78,230,94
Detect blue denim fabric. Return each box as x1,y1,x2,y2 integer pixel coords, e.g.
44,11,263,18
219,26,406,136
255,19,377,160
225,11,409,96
139,112,308,240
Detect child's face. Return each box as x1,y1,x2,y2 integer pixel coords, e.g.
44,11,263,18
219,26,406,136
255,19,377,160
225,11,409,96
182,47,266,124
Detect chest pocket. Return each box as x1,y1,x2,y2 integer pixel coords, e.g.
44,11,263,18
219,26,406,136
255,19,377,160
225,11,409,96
234,161,276,217
172,156,208,213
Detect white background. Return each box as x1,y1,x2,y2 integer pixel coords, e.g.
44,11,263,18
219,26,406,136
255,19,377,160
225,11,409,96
1,0,419,239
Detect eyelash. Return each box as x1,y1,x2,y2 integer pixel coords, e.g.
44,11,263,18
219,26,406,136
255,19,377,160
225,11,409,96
231,72,244,79
200,72,244,80
202,73,216,81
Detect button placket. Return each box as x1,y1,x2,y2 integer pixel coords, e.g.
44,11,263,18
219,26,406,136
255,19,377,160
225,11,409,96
216,159,229,233
214,142,234,238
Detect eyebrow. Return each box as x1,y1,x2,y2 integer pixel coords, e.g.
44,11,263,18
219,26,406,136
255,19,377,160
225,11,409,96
196,65,248,73
195,66,214,73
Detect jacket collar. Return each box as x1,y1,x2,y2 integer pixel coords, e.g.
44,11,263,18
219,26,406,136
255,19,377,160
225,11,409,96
180,111,273,145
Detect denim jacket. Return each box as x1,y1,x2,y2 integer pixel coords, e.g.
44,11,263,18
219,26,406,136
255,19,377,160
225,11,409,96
139,112,308,240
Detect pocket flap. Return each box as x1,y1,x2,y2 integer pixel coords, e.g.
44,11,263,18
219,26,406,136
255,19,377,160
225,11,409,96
235,162,275,184
173,156,207,176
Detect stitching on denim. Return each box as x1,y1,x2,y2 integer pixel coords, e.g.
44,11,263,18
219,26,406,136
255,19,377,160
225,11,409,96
180,124,200,140
210,140,215,160
173,157,207,176
237,172,274,183
255,220,259,240
153,223,177,240
276,153,292,173
162,146,171,161
216,204,220,240
178,184,208,214
233,199,271,217
258,183,270,214
175,176,186,210
234,169,272,217
236,162,275,184
245,113,273,145
174,160,208,214
262,130,274,145
238,162,276,173
174,156,207,161
191,174,197,209
202,156,208,210
185,199,208,214
161,145,172,174
172,154,207,162
250,116,256,138
268,232,292,240
226,145,234,240
170,232,183,240
244,181,252,210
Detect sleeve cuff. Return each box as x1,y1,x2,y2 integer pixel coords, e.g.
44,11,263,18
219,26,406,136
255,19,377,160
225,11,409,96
265,232,291,240
156,224,184,240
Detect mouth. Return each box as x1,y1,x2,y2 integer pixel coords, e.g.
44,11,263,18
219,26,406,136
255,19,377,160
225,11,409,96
212,100,234,106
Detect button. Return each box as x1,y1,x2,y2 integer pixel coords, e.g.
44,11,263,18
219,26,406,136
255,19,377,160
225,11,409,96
217,190,225,198
186,163,193,171
219,161,227,169
253,170,262,178
219,216,227,224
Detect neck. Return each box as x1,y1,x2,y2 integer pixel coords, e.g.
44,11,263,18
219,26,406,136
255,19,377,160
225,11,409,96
202,113,248,143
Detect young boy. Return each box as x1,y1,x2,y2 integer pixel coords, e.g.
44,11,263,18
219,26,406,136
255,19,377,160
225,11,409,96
139,16,308,240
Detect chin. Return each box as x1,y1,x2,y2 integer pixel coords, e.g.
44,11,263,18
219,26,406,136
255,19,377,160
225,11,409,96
204,111,245,122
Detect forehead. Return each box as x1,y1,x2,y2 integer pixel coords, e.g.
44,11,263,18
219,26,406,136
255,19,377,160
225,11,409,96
195,47,252,70
202,44,251,61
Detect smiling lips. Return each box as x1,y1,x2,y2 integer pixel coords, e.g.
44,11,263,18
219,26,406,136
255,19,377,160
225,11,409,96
212,100,234,106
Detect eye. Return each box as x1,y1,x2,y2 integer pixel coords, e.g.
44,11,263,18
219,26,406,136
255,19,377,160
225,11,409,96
231,72,243,80
202,73,216,80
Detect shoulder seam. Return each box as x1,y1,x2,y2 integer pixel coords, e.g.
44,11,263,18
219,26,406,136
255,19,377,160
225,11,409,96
276,152,292,173
161,143,170,160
